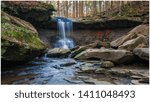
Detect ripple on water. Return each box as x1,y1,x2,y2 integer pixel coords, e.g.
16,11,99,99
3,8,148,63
1,57,81,84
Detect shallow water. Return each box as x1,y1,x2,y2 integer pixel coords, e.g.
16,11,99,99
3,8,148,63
2,56,146,85
1,57,84,84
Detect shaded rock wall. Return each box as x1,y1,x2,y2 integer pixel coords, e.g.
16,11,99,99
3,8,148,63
38,28,133,48
2,1,55,28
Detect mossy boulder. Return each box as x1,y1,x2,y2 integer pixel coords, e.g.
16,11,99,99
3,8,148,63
2,1,55,28
1,11,47,66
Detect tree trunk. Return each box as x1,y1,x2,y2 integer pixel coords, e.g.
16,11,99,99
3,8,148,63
85,1,89,16
57,1,60,16
93,1,97,14
73,1,76,18
65,1,68,17
76,1,78,17
98,1,101,13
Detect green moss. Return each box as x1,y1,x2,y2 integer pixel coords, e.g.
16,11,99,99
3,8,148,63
1,11,46,51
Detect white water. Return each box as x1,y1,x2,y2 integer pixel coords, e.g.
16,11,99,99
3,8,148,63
55,19,74,49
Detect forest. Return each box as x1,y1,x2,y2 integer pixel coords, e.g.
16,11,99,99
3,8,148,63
1,0,149,85
46,1,128,18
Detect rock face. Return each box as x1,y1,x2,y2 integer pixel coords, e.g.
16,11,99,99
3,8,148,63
2,1,55,28
119,35,146,51
47,48,71,58
133,48,149,61
75,49,134,64
73,19,142,30
111,25,149,48
1,11,46,66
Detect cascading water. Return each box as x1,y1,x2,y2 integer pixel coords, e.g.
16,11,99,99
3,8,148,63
54,18,75,49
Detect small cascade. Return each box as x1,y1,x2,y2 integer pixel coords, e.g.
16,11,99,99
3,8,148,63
54,18,75,49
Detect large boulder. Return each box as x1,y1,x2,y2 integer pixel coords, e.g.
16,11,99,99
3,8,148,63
2,1,55,28
133,48,149,61
119,35,146,51
111,25,149,48
75,48,134,64
47,48,71,58
1,11,46,66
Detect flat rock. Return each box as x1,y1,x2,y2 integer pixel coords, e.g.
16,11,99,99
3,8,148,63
95,68,108,74
60,61,77,67
131,80,141,85
64,78,83,84
101,61,114,68
83,77,113,85
75,48,134,64
139,78,149,84
80,67,96,73
47,48,71,58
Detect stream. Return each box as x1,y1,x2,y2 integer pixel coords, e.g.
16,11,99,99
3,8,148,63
2,54,148,85
1,56,85,84
1,56,135,85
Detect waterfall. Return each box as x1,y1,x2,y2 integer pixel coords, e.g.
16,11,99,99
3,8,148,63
54,18,75,49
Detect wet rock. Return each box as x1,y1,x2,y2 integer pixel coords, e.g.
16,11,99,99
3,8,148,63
47,48,71,58
131,78,149,85
52,65,63,69
101,61,114,68
80,63,95,67
78,76,89,80
139,78,149,84
80,67,96,73
60,61,77,67
75,48,134,64
95,68,108,74
83,77,112,85
131,75,143,79
108,68,132,77
119,35,146,51
131,80,141,85
1,11,46,66
111,25,149,48
133,48,149,61
64,78,83,84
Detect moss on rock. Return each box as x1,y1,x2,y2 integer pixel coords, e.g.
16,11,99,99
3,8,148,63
1,11,47,65
2,1,56,28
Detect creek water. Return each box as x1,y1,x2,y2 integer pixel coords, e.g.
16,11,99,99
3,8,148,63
1,56,84,84
1,55,134,85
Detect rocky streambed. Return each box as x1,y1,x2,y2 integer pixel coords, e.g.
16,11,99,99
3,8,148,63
2,55,149,85
1,1,149,85
1,24,149,85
